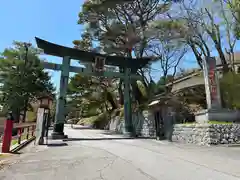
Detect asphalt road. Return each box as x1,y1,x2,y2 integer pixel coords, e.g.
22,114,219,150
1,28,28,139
0,125,240,180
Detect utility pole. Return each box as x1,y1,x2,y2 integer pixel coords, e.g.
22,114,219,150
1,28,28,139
22,42,31,122
23,43,31,68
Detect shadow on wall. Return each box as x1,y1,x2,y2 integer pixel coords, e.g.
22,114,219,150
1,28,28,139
133,111,144,135
108,110,156,137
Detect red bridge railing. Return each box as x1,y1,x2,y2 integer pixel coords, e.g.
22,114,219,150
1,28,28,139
1,118,36,153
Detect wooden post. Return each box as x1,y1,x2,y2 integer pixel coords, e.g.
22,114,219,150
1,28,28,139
32,125,35,136
26,126,29,139
18,128,22,144
2,113,14,153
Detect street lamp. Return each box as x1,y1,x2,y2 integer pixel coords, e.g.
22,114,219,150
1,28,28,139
37,95,53,145
38,95,53,109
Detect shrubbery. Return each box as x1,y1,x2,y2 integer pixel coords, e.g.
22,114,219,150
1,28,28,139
220,72,240,109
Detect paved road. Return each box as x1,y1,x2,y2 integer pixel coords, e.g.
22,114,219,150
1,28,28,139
0,125,240,180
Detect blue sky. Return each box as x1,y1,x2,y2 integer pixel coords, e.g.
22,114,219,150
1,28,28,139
0,0,218,91
0,0,84,91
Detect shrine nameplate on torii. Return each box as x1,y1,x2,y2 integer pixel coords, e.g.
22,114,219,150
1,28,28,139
35,37,151,139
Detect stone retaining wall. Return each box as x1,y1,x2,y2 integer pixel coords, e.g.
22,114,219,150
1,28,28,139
108,110,156,137
172,123,240,146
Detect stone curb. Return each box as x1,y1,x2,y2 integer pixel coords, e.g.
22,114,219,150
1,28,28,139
225,144,240,147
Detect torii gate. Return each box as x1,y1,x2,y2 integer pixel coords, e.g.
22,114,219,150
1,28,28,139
35,37,151,139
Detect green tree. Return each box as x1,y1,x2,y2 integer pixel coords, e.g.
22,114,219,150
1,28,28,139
0,41,55,122
220,72,240,109
219,0,240,39
154,75,174,94
75,0,183,105
150,0,239,72
67,73,118,119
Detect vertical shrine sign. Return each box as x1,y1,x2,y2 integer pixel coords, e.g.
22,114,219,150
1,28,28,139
35,108,45,144
203,57,222,109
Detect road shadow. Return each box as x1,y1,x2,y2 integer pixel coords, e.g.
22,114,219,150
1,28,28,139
100,130,126,135
46,143,68,147
100,131,156,138
8,151,22,155
101,131,121,135
71,126,93,130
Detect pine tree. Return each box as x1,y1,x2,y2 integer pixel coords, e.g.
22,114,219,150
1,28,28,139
0,41,55,122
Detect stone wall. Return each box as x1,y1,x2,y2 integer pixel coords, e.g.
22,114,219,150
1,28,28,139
172,123,240,146
109,116,124,133
108,110,156,137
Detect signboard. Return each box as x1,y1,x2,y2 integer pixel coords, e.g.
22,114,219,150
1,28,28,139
203,57,222,109
208,59,218,101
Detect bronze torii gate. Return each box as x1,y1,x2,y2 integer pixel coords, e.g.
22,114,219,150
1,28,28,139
35,37,151,138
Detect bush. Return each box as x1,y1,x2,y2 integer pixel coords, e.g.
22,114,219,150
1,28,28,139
77,116,99,125
77,112,110,129
220,72,240,109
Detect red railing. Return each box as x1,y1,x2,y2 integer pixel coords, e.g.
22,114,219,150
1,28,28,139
1,120,36,153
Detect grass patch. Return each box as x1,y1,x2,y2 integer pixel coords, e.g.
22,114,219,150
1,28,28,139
208,121,233,124
0,153,11,158
11,134,28,146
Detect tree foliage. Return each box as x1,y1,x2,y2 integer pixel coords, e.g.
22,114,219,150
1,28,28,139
0,41,55,121
68,0,240,122
220,0,240,39
150,0,238,72
67,73,118,118
73,0,184,106
220,72,240,109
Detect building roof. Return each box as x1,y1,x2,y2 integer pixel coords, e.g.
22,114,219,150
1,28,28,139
166,53,240,87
